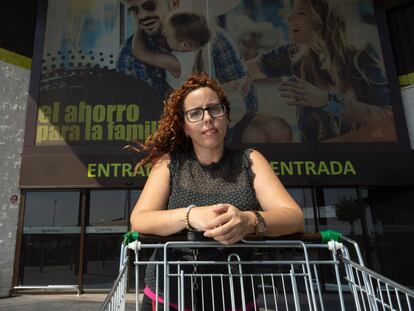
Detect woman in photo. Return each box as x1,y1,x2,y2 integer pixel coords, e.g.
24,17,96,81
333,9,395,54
246,0,393,143
130,73,304,309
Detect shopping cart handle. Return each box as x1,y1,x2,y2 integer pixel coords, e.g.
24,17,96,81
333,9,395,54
243,230,342,243
123,230,342,244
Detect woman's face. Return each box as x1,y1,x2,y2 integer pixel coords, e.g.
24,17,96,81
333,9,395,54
183,87,228,153
286,0,317,46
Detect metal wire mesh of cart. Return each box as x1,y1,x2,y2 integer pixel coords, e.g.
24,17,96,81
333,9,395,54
100,238,130,311
100,231,414,311
339,236,414,311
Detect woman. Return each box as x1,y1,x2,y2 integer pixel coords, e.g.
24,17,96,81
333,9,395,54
130,73,304,310
246,0,392,143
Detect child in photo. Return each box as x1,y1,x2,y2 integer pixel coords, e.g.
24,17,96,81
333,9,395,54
132,12,211,90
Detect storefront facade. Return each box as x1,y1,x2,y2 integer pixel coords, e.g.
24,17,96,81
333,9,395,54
1,0,414,295
14,187,414,291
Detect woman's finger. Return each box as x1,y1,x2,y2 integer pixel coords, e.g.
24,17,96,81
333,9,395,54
214,231,238,244
204,221,233,237
279,92,296,98
291,76,307,85
206,212,231,229
211,203,230,214
278,85,295,92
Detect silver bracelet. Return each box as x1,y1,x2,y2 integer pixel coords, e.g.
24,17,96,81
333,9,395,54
184,204,197,231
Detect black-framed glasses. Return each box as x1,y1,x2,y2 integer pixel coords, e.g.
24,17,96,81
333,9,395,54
127,1,157,15
184,103,226,123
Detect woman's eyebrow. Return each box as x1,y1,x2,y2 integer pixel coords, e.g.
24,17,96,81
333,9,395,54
189,102,221,109
295,6,310,12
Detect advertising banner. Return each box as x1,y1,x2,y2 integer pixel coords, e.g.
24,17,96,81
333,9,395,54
21,0,412,187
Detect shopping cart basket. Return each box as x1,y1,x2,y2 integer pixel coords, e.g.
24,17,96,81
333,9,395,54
100,230,414,311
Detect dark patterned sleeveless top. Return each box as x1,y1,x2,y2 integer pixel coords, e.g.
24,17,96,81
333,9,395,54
144,148,261,308
167,148,260,211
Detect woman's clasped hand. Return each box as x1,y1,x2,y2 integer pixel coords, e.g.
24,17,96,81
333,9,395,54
189,203,255,244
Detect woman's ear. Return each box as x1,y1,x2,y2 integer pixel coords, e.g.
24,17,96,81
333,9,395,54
181,40,192,51
183,123,190,138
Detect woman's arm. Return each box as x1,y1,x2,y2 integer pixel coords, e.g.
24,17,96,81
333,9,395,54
204,150,304,243
132,29,181,77
278,77,393,126
130,153,223,235
341,98,392,126
130,154,186,235
247,149,304,236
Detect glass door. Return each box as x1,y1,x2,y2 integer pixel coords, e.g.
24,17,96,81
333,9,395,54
317,188,366,290
287,188,317,232
19,191,81,286
83,189,130,289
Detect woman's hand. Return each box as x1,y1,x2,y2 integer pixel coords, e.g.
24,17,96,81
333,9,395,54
278,76,328,108
188,205,223,232
203,204,255,245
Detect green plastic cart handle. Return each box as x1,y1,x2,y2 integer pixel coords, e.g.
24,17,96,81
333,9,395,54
320,230,342,243
123,231,139,244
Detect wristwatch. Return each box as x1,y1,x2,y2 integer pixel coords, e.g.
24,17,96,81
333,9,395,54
322,91,345,117
253,211,267,235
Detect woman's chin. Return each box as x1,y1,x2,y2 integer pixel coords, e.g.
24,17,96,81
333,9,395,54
290,36,312,47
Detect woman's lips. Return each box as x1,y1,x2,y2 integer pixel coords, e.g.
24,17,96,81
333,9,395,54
202,128,218,135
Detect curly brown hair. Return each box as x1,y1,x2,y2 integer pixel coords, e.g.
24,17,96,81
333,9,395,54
134,73,231,167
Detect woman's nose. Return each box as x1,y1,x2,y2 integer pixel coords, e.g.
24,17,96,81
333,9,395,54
203,110,213,123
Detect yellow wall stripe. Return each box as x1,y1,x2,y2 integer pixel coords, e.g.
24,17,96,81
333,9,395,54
399,72,414,86
0,48,32,69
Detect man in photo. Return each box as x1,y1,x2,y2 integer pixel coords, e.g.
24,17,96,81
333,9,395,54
116,0,258,115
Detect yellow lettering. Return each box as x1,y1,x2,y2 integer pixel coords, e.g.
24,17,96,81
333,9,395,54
64,105,77,122
106,105,117,123
36,125,49,143
98,164,110,177
93,105,106,123
38,105,52,123
91,125,103,140
52,102,60,122
126,105,140,122
88,164,97,177
269,161,279,175
122,163,133,177
305,161,317,175
294,161,304,175
317,161,330,175
114,124,126,140
116,105,126,122
280,161,293,175
344,161,357,175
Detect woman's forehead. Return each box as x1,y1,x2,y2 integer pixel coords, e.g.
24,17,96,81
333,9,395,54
294,0,311,10
184,87,219,108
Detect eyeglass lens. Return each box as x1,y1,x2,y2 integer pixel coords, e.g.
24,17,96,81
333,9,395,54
186,104,225,122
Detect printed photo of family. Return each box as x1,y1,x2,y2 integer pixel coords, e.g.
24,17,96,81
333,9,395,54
39,0,397,144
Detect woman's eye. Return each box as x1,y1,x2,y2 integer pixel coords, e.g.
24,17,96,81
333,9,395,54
210,106,220,114
189,110,202,118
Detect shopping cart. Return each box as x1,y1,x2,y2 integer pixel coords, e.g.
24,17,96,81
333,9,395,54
100,230,414,311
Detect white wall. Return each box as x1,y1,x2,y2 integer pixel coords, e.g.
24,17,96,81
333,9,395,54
0,60,30,297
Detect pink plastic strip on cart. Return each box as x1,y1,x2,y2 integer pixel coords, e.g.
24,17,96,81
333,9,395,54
144,286,255,311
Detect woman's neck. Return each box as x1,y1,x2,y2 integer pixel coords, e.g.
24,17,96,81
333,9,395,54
192,145,224,165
